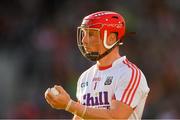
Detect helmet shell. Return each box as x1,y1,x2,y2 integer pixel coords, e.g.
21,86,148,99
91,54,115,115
81,11,125,41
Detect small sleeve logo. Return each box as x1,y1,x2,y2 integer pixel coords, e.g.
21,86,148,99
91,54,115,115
104,76,113,85
81,82,88,88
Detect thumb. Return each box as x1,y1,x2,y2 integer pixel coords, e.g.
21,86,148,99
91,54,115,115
54,85,67,94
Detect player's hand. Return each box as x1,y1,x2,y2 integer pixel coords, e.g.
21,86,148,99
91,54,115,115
44,85,71,110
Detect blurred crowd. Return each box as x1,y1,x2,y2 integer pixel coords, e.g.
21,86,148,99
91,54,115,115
0,0,180,119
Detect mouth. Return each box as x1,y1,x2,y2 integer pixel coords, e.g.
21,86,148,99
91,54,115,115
84,46,88,49
84,46,91,52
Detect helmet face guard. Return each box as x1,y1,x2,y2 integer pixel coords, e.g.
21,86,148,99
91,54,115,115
77,26,122,61
77,27,102,61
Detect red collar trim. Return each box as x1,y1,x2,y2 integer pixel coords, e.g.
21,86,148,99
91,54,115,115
98,64,112,71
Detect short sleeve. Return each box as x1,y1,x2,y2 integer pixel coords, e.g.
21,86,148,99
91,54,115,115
76,71,86,101
114,66,143,108
76,82,80,100
76,76,81,101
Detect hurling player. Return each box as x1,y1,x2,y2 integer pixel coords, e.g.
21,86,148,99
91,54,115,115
45,11,150,119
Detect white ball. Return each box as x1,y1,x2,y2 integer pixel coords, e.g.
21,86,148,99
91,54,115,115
51,87,59,96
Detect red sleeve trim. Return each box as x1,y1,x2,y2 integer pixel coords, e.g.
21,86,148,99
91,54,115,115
121,59,141,106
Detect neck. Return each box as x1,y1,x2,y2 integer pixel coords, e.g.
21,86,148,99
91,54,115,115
97,48,121,67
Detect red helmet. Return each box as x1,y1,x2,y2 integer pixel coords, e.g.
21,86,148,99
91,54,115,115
77,11,126,61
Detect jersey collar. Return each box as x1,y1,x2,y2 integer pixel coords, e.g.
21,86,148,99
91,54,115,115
98,64,112,70
96,56,126,71
112,56,126,67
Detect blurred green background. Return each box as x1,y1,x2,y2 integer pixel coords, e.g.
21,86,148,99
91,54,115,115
0,0,180,119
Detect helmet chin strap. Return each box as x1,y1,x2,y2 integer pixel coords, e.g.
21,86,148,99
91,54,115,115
85,40,122,61
84,32,135,61
91,30,122,61
103,30,119,49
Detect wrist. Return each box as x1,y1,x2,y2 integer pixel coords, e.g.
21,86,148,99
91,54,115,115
65,99,73,111
81,105,87,118
66,100,87,119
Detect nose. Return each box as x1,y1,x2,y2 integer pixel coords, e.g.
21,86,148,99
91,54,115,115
82,34,88,45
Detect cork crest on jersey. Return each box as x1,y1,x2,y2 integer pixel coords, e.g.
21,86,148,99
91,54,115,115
104,76,113,85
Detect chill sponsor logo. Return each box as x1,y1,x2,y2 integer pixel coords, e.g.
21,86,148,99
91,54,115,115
82,91,109,106
104,76,113,85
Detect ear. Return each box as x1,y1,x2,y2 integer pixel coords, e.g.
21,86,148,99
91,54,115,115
107,33,117,45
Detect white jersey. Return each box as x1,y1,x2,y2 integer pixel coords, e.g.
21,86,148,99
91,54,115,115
76,56,150,119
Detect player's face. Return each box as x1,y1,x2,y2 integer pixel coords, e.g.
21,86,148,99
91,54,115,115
81,28,101,53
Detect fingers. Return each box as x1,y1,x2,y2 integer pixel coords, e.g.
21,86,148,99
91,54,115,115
54,85,67,94
46,94,56,105
44,88,57,105
46,98,56,109
45,88,50,97
46,89,59,100
44,85,72,110
46,96,55,105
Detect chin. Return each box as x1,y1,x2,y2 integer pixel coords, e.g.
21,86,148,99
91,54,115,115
85,48,92,52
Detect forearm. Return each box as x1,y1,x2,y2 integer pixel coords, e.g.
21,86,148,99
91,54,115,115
67,100,117,119
72,115,83,120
